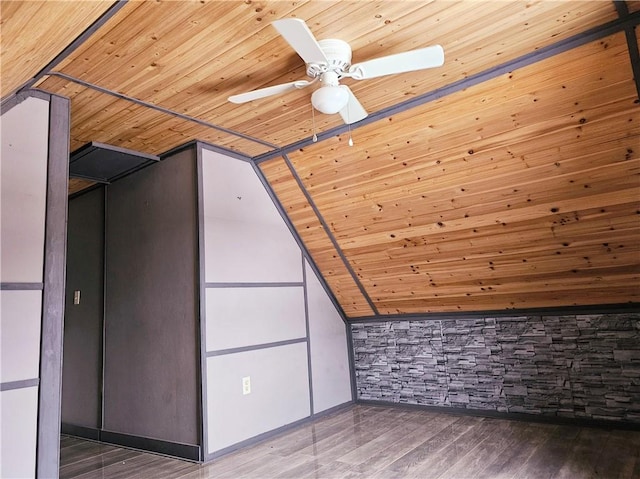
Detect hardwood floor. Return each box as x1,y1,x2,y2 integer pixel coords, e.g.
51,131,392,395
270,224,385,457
60,404,640,478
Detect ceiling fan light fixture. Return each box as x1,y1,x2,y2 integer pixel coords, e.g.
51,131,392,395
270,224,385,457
311,85,349,114
228,18,445,124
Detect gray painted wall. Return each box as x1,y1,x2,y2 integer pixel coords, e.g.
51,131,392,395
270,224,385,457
353,313,640,422
62,188,105,428
103,148,200,445
205,286,306,351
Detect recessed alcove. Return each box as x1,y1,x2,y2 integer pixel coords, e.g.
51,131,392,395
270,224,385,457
69,142,159,184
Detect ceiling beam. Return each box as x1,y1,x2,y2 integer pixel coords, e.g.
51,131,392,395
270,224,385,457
47,71,278,149
614,1,640,98
281,153,380,316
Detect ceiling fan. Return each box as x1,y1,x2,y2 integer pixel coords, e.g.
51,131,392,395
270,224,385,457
228,18,445,124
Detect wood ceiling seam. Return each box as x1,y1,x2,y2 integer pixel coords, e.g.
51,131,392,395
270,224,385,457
281,153,380,316
3,0,127,103
254,9,640,164
47,71,278,152
614,1,640,97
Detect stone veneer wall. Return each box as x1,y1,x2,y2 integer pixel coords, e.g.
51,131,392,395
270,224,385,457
352,313,640,423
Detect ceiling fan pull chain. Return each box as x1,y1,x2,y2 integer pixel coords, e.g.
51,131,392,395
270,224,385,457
311,100,318,142
348,109,354,146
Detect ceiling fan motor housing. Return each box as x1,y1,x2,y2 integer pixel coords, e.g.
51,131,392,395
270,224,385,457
306,39,352,78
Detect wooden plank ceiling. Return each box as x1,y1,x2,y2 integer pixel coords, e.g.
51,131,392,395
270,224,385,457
0,0,115,98
2,0,639,318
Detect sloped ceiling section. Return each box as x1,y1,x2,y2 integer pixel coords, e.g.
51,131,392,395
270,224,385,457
2,1,638,318
0,0,116,98
263,31,639,315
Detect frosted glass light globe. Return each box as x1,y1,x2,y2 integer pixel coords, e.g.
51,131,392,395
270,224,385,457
311,85,349,114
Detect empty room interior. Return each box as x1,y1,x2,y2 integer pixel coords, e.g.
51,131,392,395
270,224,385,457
1,1,640,478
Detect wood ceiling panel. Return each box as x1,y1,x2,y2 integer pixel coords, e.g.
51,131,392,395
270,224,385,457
293,33,634,200
46,0,344,145
0,0,115,98
294,32,634,196
283,32,640,314
39,1,618,149
217,0,619,145
259,157,375,317
628,1,640,14
37,76,272,158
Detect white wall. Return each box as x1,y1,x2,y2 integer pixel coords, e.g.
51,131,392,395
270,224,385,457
206,287,306,351
0,388,39,478
0,97,48,282
202,151,301,283
0,291,42,383
206,343,310,452
200,147,352,458
0,96,50,478
306,261,352,413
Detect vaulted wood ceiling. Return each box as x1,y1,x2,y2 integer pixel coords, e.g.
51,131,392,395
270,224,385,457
2,0,639,318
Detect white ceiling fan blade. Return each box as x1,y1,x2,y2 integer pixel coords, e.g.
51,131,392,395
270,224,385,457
338,85,367,124
272,18,328,65
228,80,311,104
348,45,444,80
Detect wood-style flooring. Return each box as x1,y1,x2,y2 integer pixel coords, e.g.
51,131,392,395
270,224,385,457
60,404,640,479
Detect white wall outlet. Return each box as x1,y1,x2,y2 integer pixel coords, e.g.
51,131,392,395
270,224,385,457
73,290,81,305
242,376,251,395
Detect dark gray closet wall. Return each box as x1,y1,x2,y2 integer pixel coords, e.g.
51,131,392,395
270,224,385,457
103,148,200,445
62,187,105,430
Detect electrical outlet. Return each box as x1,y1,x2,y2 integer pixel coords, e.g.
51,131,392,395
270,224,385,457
242,376,251,395
73,290,81,305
